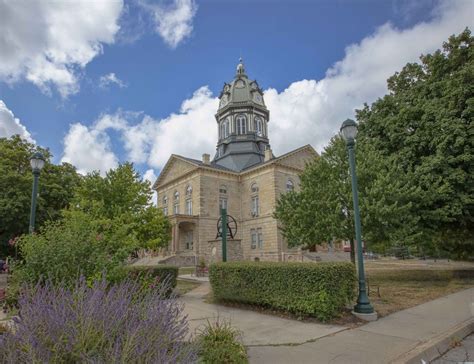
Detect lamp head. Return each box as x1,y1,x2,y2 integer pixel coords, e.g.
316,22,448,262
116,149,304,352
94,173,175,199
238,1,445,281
30,151,45,173
340,118,358,144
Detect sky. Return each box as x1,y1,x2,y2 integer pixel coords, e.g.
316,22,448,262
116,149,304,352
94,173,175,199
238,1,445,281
1,0,473,186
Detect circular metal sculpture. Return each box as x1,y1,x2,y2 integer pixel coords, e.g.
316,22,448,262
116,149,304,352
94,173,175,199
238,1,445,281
216,215,237,239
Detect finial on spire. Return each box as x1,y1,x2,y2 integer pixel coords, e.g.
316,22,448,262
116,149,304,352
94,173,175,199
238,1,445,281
236,57,245,76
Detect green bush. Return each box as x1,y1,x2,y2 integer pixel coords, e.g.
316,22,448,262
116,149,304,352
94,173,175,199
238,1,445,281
210,262,356,321
123,265,178,296
196,319,248,364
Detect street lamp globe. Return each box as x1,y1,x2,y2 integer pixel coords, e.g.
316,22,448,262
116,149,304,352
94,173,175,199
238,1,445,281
340,118,358,143
30,152,45,173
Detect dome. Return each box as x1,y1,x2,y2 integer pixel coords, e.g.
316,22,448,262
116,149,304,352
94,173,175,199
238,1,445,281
218,59,266,110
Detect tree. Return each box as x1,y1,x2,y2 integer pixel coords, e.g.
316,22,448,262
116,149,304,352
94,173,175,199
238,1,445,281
0,136,80,256
275,136,419,260
71,163,171,250
276,29,473,259
357,29,474,258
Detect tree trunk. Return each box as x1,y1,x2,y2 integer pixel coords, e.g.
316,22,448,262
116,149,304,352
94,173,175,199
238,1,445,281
350,238,356,264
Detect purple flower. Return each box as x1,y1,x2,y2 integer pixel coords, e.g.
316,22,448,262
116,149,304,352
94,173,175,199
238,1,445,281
0,277,198,363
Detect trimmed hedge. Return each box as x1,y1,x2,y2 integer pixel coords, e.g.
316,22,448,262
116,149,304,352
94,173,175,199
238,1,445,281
124,265,178,295
210,262,356,321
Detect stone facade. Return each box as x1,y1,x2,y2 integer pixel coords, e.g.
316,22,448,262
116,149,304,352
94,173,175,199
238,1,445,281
153,60,318,263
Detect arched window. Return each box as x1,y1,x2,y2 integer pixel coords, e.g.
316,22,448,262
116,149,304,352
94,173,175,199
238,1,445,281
286,179,295,192
222,118,229,138
255,117,263,136
173,191,179,214
251,183,259,216
236,114,247,135
219,185,227,194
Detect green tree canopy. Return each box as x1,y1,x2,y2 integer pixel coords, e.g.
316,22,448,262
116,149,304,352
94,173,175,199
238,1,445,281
0,136,80,256
276,29,473,259
70,162,171,250
357,28,473,258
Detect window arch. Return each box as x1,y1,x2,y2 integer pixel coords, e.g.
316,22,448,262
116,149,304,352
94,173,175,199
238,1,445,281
174,191,179,201
286,179,295,192
255,117,263,136
236,114,247,135
163,196,168,205
219,185,227,194
251,183,259,193
186,185,192,196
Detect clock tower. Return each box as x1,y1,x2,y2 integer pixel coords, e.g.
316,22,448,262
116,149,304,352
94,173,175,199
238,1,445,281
213,58,272,171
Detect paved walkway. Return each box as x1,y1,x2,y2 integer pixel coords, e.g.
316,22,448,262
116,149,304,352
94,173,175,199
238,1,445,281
181,284,474,363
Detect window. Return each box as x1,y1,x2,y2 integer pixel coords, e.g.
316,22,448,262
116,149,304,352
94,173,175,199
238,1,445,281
286,179,295,192
221,118,230,138
251,229,257,249
236,114,247,135
185,231,193,250
173,191,179,214
251,196,259,216
219,185,227,194
255,117,263,136
251,228,263,249
251,183,259,216
186,199,192,215
162,195,168,216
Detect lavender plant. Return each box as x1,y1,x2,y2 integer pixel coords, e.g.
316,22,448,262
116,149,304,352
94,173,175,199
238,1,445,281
0,277,198,363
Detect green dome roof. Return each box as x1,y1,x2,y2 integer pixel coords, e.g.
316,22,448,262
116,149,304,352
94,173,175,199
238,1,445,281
218,59,267,110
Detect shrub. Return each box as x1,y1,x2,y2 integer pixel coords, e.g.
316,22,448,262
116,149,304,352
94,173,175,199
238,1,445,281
0,277,198,363
196,319,247,364
14,211,139,288
210,262,356,321
123,265,179,296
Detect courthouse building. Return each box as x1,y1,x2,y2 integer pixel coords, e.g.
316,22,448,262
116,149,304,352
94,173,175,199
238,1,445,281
153,59,317,263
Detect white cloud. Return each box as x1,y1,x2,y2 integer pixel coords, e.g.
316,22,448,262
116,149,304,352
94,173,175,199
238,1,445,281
147,0,197,48
60,0,473,174
265,0,474,154
99,73,127,89
61,123,118,175
143,168,158,205
0,100,34,142
0,0,123,97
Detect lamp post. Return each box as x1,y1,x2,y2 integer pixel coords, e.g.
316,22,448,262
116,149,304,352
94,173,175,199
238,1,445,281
29,152,45,233
340,119,375,316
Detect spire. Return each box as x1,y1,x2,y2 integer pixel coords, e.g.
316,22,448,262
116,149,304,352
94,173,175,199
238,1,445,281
236,57,246,77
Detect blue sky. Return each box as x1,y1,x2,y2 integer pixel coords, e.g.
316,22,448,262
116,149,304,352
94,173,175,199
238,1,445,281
0,0,472,182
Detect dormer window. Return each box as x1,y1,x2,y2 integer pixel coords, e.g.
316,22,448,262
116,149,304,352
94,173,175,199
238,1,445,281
236,115,247,135
255,117,263,136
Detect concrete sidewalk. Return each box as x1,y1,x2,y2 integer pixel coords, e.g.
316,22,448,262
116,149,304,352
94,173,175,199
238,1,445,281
248,288,474,363
181,282,346,346
181,283,474,363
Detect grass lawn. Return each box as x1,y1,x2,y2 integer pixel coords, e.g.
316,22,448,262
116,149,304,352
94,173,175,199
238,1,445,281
178,266,196,276
365,259,474,317
175,279,201,295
